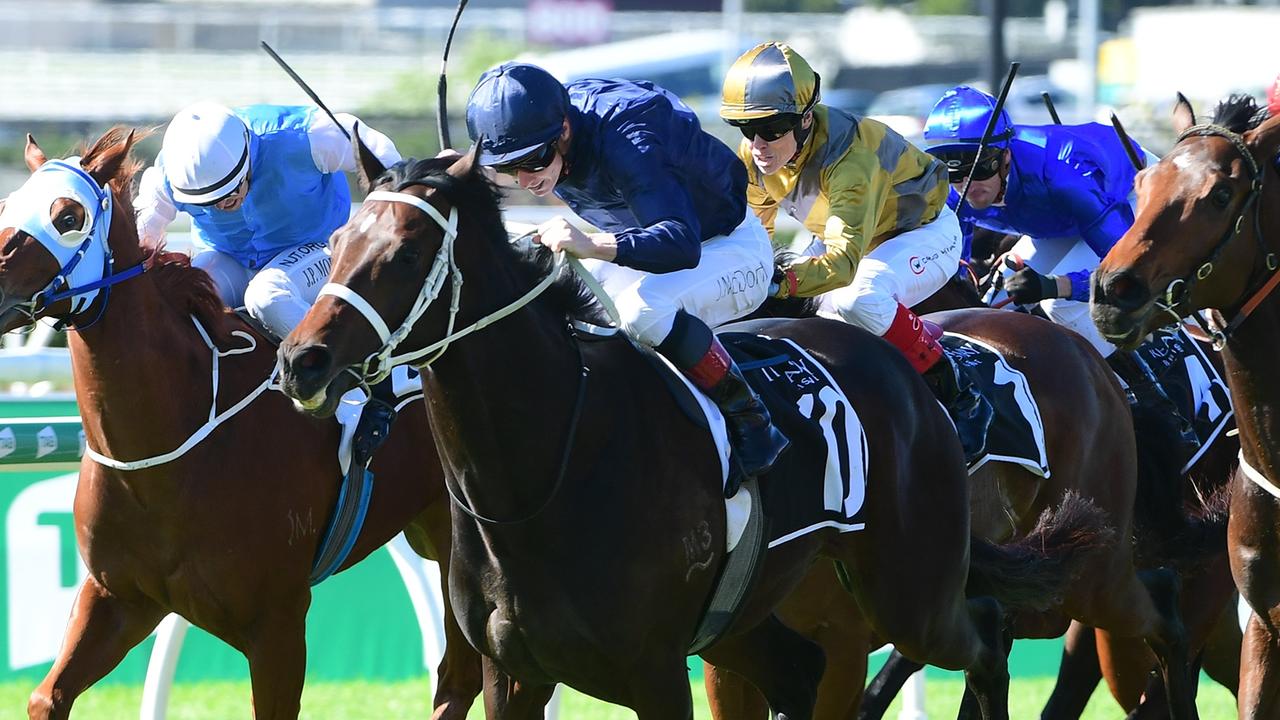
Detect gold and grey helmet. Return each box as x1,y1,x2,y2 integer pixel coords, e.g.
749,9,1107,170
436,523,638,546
720,42,821,122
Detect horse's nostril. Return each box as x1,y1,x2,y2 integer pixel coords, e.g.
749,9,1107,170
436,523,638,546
1101,270,1150,312
290,345,333,381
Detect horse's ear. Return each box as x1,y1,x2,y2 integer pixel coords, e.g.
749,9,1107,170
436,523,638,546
24,134,47,171
82,128,135,188
351,121,386,192
1246,112,1280,169
1172,92,1196,136
447,141,481,179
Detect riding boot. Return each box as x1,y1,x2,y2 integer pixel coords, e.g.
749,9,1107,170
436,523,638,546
657,311,790,488
882,303,993,460
352,377,398,471
1105,350,1200,458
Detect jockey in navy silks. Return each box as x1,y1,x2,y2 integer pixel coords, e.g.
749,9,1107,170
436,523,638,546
135,102,404,470
464,62,788,480
923,85,1198,451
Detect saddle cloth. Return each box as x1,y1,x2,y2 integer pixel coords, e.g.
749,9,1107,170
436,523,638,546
656,332,870,551
940,333,1051,478
1133,326,1234,472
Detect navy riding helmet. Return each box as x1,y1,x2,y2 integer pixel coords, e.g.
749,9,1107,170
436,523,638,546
466,62,571,167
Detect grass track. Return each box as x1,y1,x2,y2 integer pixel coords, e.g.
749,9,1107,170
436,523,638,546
2,676,1238,718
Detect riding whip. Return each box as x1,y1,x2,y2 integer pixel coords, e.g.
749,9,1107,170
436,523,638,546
437,0,471,151
956,61,1020,211
1109,111,1145,171
1040,91,1062,125
260,41,351,141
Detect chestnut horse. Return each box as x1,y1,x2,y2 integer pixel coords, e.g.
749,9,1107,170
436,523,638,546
708,277,1209,719
271,144,1128,718
1093,93,1280,719
3,130,481,719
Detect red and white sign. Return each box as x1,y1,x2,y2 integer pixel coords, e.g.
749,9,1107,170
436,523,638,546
526,0,613,47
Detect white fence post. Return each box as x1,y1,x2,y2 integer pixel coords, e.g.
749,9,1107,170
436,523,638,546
139,613,189,720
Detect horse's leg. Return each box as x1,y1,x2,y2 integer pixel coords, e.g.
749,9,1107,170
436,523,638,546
1040,621,1102,720
704,665,770,720
700,613,825,720
1229,475,1280,719
858,650,923,720
1094,629,1154,710
245,599,310,720
626,662,698,720
1198,592,1241,697
404,499,483,720
480,658,555,720
28,577,165,720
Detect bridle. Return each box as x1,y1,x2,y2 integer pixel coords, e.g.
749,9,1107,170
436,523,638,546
1156,123,1274,349
317,187,569,389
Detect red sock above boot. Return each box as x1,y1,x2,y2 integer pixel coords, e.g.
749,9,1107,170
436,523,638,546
881,303,944,374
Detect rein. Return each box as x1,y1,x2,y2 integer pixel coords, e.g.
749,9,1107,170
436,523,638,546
1157,123,1273,349
85,315,274,470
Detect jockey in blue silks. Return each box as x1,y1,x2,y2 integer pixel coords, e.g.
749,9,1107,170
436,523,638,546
923,85,1198,451
465,62,788,480
135,102,404,470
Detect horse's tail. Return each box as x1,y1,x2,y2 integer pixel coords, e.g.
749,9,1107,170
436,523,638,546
1130,401,1232,569
965,491,1114,612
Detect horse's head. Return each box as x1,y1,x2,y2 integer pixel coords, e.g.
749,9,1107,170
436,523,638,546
0,129,144,333
1092,94,1280,348
279,140,508,417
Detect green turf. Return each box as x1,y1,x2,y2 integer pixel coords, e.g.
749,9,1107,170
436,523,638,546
1,676,1239,719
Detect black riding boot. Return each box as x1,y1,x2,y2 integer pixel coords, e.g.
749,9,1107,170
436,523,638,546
658,312,789,488
1105,350,1200,457
922,351,994,461
352,377,398,470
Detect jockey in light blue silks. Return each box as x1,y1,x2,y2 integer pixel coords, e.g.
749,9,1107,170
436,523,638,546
923,85,1198,452
135,102,404,470
464,62,788,481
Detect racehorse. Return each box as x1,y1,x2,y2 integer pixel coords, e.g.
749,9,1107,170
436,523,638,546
1092,93,1280,719
708,278,1208,720
274,143,1116,718
6,129,482,720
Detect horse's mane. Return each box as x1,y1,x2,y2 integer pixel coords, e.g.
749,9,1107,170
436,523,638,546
78,126,228,327
377,157,608,325
1209,93,1268,134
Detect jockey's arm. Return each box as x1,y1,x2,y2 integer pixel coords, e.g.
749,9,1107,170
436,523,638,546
780,160,886,297
608,128,703,274
1052,168,1137,302
746,181,779,240
309,112,403,174
134,165,178,247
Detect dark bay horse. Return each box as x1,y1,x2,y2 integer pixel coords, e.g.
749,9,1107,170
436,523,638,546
1093,93,1280,719
707,277,1207,720
271,144,1121,718
4,130,481,719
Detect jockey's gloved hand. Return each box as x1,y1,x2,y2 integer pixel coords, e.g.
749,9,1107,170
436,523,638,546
1004,267,1061,304
771,266,798,299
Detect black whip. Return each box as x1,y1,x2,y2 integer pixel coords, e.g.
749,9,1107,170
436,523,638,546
260,41,351,141
437,0,470,151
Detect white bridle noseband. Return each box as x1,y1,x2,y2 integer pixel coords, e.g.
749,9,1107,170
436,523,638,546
317,189,566,385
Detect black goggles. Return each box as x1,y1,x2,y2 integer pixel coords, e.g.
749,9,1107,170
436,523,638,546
493,141,558,176
731,114,802,143
939,151,1003,184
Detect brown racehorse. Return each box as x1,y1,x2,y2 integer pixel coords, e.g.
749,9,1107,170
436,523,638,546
1093,93,1280,720
273,144,1120,719
707,277,1205,720
4,130,482,720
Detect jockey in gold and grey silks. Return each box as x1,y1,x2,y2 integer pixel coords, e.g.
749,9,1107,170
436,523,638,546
738,105,950,297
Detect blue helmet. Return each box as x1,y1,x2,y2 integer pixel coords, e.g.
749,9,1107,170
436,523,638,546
466,62,570,166
923,85,1014,157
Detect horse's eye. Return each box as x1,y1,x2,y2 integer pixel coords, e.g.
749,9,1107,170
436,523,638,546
1210,186,1233,210
55,211,80,233
396,246,421,267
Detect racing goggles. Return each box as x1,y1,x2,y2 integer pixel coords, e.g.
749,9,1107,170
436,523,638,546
493,141,559,176
938,150,1003,184
731,114,803,143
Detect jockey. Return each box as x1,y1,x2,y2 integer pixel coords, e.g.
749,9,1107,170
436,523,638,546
922,85,1197,451
718,42,992,458
135,102,404,471
465,62,789,481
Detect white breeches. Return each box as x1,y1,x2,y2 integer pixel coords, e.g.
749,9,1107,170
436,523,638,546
192,242,332,340
577,212,773,347
817,204,963,335
1005,234,1116,358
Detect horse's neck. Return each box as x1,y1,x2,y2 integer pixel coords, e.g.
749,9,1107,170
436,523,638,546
1222,302,1280,476
425,302,586,525
69,274,223,468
